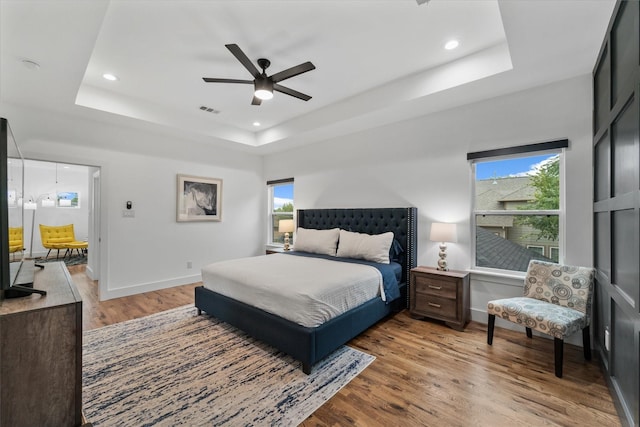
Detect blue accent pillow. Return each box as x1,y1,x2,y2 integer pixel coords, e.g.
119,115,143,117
389,239,404,263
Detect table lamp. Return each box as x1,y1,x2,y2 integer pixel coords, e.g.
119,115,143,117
430,222,457,271
278,219,295,251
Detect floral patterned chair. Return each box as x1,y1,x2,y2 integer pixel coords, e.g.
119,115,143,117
487,260,596,378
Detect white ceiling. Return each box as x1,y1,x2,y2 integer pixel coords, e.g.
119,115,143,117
0,0,616,155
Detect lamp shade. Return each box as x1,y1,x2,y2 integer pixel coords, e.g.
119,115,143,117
430,222,457,243
278,219,295,233
42,198,55,207
23,201,37,210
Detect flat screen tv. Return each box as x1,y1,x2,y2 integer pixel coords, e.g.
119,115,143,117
1,117,45,299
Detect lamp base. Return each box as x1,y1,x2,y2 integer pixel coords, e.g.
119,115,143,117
284,232,290,251
437,242,448,271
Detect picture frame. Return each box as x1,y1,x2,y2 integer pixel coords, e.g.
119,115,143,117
176,174,222,222
57,191,79,208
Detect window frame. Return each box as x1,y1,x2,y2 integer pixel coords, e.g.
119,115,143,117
469,145,566,275
267,178,294,246
526,245,545,256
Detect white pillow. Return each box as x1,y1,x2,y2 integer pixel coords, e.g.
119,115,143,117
294,227,340,256
336,229,394,264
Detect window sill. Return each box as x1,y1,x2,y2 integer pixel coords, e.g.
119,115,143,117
469,268,525,282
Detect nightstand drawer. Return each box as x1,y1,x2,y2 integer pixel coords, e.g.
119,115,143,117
413,275,456,299
413,294,457,320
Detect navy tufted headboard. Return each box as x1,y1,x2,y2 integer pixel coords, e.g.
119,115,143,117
296,207,417,290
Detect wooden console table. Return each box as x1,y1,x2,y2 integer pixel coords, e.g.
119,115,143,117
0,261,83,426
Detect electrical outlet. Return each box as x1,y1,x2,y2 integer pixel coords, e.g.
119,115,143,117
187,261,192,269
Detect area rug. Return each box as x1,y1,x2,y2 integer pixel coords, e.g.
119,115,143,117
83,305,374,426
35,253,87,266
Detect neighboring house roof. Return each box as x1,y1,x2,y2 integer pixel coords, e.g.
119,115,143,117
499,185,535,202
475,176,533,210
476,226,552,271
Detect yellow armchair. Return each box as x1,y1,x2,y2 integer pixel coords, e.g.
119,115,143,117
39,224,88,259
8,226,24,260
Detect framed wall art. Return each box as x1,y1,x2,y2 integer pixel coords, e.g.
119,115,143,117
176,174,222,222
57,191,79,208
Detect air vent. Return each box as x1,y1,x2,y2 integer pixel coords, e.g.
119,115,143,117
199,105,220,114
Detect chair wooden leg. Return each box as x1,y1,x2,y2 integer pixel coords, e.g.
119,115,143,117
526,327,533,338
583,326,592,361
487,314,495,345
554,338,563,378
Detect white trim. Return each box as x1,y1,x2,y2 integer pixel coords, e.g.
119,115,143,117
474,209,559,215
470,268,526,281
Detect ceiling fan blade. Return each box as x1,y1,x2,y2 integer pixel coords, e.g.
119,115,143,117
202,77,253,84
251,95,262,106
270,62,315,83
273,84,312,101
225,44,261,79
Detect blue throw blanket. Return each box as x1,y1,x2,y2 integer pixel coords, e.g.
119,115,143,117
284,251,401,303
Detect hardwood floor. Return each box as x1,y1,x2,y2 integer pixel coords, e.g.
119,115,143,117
70,265,620,426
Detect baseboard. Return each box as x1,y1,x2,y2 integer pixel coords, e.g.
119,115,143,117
101,274,202,301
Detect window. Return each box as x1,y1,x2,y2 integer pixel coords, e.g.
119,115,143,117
526,245,545,256
469,141,566,273
267,178,294,245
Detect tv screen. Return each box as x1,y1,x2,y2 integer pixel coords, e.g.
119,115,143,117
1,117,25,294
1,118,45,299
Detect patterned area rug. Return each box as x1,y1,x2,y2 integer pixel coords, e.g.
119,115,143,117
83,305,374,426
35,254,87,266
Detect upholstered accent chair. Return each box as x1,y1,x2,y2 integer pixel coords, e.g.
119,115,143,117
39,224,88,259
8,226,24,260
487,260,596,378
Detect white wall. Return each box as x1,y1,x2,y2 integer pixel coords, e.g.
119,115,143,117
263,75,593,343
1,104,264,300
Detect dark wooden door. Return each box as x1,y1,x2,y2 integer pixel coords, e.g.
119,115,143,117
593,2,640,426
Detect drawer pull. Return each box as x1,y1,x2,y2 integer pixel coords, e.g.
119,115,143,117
428,285,442,290
428,302,441,308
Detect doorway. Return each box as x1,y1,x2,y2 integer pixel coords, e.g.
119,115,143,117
23,159,100,284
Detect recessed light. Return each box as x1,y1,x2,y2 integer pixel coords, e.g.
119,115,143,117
253,122,261,127
444,40,459,50
102,73,119,81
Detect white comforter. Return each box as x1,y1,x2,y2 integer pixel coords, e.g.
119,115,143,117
201,254,384,327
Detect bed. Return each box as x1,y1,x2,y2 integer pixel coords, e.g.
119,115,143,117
195,207,417,373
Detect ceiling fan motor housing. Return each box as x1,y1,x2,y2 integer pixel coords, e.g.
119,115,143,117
254,77,274,100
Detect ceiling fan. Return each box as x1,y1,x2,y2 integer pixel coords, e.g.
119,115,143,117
203,44,316,105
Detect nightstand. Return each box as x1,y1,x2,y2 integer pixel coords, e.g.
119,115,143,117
265,247,293,254
409,266,470,331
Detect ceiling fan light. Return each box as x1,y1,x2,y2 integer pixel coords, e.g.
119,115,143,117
255,89,273,100
254,78,274,100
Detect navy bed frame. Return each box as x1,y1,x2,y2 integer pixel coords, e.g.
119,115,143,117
195,207,417,374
